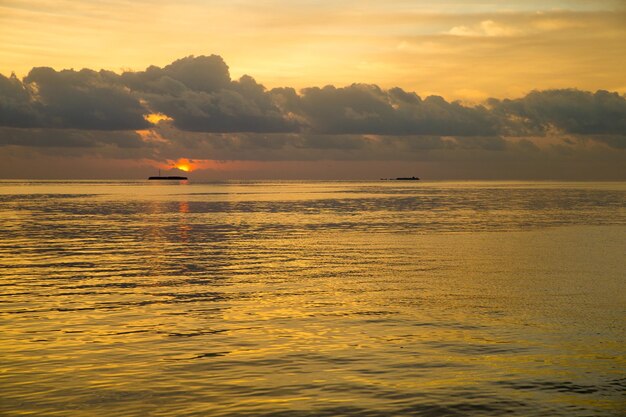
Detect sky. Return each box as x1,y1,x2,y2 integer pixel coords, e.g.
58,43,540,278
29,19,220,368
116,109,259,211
0,0,625,179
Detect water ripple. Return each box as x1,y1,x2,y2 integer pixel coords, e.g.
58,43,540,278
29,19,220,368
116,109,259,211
1,181,624,416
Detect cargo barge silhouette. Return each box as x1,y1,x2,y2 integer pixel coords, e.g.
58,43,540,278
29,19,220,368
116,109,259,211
148,169,187,180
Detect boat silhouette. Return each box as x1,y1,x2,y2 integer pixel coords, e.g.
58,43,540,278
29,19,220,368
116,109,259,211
148,169,188,180
380,176,420,181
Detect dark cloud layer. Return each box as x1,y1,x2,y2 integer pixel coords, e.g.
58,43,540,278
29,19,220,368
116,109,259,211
16,68,150,130
279,84,497,136
1,55,625,146
0,73,40,128
119,55,299,133
489,89,626,135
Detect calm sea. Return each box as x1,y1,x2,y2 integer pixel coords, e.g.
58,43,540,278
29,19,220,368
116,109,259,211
1,180,624,416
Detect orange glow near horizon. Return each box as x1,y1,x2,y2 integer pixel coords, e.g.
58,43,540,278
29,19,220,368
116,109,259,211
150,158,275,176
176,163,190,172
169,158,193,172
157,158,218,173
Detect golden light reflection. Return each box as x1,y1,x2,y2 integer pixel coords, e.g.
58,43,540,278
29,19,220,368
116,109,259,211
178,201,190,242
144,113,173,125
135,128,169,144
1,182,624,415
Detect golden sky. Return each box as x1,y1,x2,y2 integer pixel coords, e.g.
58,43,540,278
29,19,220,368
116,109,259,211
1,1,625,180
1,0,625,101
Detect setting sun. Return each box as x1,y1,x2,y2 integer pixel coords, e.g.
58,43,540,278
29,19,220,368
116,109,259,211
165,158,198,173
160,158,222,174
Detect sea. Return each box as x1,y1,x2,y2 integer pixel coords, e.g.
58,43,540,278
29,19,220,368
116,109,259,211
0,180,624,416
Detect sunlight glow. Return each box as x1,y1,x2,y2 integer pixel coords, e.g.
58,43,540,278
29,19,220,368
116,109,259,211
144,113,173,125
169,158,193,172
160,158,217,173
176,163,190,172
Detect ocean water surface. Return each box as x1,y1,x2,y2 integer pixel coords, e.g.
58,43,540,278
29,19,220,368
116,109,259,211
0,180,624,416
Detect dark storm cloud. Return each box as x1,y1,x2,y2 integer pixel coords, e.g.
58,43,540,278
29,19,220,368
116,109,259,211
0,55,625,150
0,73,41,127
120,55,231,94
489,89,626,136
144,80,299,133
120,55,300,133
284,84,497,136
23,67,151,130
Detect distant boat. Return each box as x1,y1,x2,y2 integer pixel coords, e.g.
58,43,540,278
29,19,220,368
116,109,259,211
148,169,187,180
149,176,188,180
380,176,420,181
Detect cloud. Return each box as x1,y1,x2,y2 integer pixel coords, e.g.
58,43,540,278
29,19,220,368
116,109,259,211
0,127,147,149
282,84,497,136
0,73,41,128
22,67,151,130
121,55,301,133
447,20,520,37
488,89,626,136
119,55,232,94
118,125,515,163
0,55,625,154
